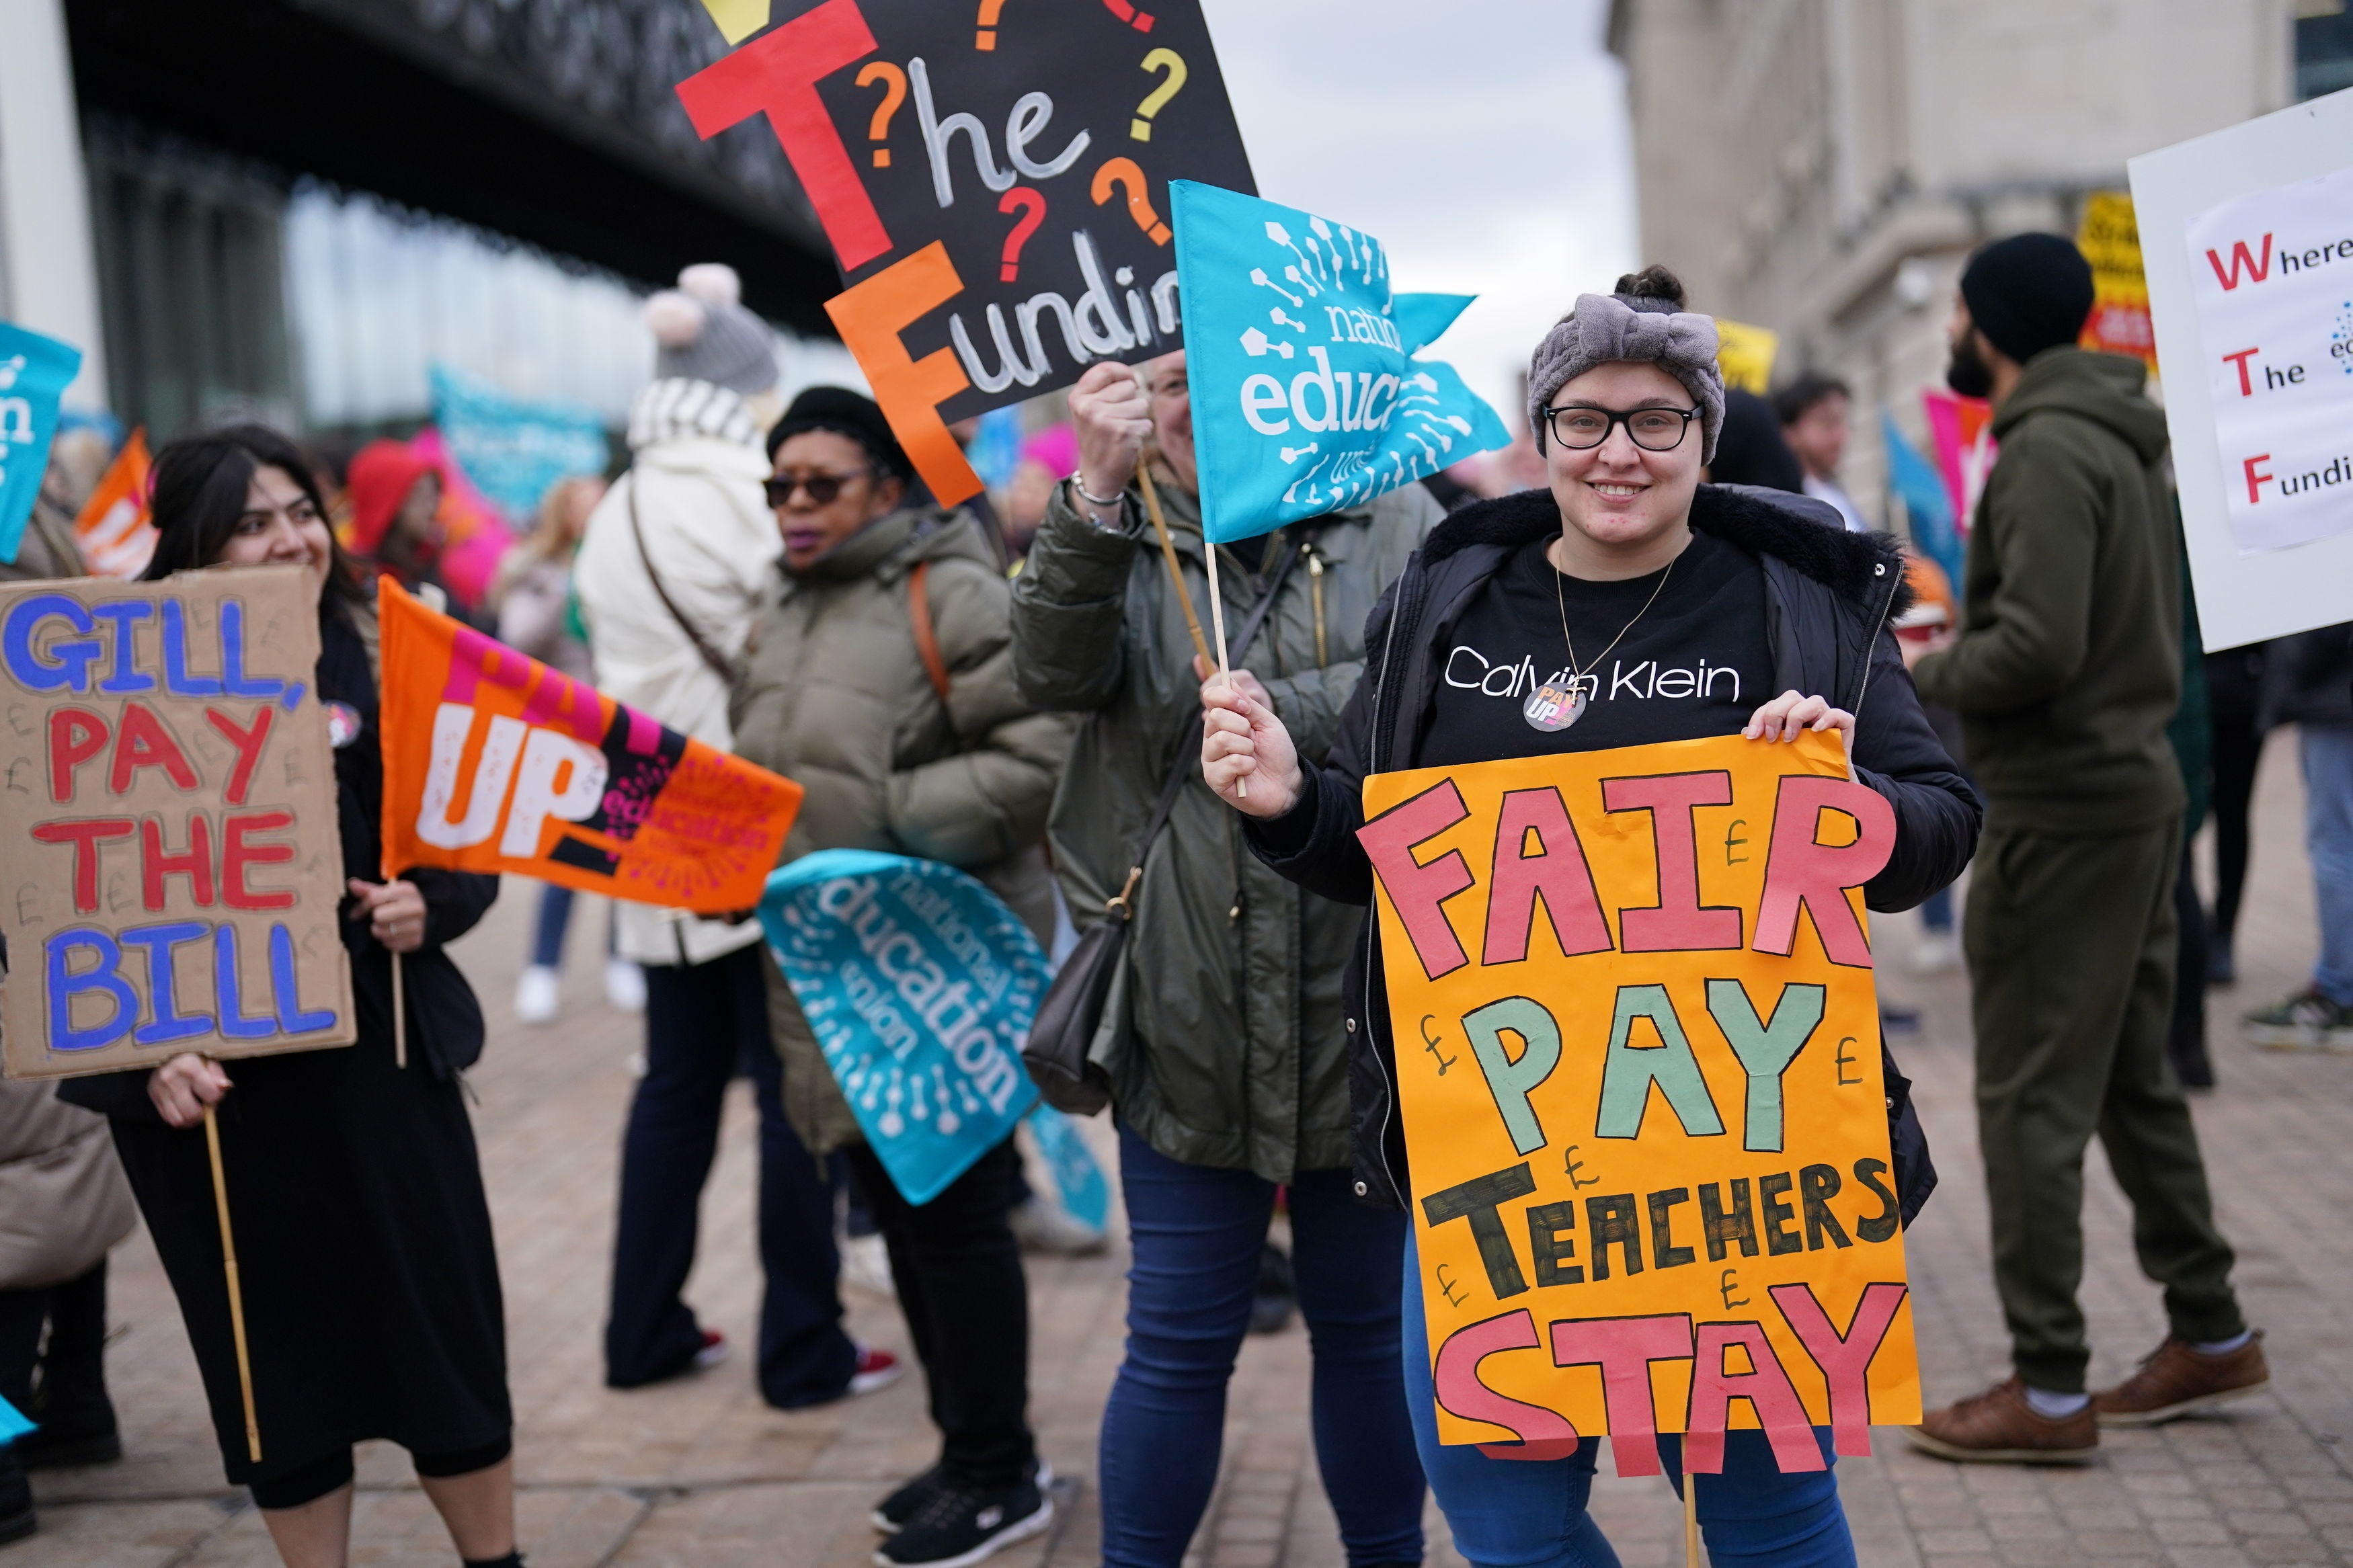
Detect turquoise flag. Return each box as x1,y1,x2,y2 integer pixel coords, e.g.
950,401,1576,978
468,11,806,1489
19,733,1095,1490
1881,409,1964,593
430,365,607,522
760,851,1045,1204
0,324,84,565
0,1393,31,1445
1171,182,1509,543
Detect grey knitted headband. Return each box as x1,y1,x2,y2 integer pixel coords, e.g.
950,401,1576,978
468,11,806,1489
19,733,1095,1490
1527,292,1726,462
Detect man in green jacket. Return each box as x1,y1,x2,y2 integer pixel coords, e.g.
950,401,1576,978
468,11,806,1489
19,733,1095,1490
1907,235,2266,1464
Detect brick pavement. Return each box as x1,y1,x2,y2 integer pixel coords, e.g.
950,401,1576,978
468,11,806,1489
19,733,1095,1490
12,726,2353,1566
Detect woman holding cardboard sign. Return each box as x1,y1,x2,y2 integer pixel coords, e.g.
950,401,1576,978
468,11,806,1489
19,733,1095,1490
1201,271,1979,1566
58,427,516,1568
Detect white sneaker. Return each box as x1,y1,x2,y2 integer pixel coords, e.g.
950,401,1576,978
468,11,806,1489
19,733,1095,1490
842,1233,897,1299
604,958,647,1013
514,965,561,1025
1911,932,1960,975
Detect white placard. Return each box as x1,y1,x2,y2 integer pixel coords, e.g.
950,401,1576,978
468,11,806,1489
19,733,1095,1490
2132,87,2353,649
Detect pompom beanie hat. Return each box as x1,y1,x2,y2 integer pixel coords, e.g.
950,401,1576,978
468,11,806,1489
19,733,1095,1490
1526,272,1726,462
642,263,779,397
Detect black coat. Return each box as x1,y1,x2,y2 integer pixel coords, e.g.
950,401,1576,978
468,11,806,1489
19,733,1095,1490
1244,483,1981,1214
58,604,509,1489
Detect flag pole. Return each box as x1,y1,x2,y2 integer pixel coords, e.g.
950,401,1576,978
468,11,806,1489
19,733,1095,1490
1199,529,1241,798
391,951,407,1071
1136,464,1212,669
1683,1467,1702,1565
202,1102,262,1463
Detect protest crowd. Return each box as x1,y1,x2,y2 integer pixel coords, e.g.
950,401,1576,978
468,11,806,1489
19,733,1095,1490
1,6,2350,1568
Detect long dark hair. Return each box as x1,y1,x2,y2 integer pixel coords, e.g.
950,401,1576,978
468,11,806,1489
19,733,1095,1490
141,424,366,610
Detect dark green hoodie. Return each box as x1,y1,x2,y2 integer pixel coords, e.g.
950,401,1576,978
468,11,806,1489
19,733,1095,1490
1913,347,2185,833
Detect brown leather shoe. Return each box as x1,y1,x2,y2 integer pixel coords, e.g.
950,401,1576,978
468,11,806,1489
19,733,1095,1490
2093,1333,2270,1427
1909,1377,2098,1464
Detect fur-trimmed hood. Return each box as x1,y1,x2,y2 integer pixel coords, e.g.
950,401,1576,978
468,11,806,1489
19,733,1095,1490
1423,483,1915,621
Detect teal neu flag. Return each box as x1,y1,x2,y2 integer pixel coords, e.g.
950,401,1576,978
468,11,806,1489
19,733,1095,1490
1881,409,1964,593
0,324,84,565
759,851,1045,1204
1170,181,1509,543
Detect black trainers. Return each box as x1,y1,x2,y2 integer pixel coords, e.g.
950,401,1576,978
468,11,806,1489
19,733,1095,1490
11,1421,120,1470
872,1462,1053,1535
874,1477,1051,1567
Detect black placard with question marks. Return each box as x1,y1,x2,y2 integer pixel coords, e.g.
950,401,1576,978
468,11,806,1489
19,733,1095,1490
701,0,1255,424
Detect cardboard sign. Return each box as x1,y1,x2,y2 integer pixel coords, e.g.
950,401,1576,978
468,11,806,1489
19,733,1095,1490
674,0,1254,504
1361,733,1919,1474
0,568,355,1081
2132,86,2353,648
376,579,802,913
2077,192,2157,368
1171,181,1508,543
0,325,83,566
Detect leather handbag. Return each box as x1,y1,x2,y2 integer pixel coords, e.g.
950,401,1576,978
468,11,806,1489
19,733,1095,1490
1023,536,1304,1114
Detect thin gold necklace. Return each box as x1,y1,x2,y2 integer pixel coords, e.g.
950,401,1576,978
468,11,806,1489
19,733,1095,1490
1524,537,1676,733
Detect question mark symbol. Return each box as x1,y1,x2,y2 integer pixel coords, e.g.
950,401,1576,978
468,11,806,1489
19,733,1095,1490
856,61,908,169
1091,158,1170,245
1100,0,1156,32
1130,48,1187,140
998,187,1047,282
975,0,1006,49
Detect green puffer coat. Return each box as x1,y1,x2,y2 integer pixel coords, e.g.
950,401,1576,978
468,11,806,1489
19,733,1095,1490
731,506,1074,1154
1010,473,1443,1182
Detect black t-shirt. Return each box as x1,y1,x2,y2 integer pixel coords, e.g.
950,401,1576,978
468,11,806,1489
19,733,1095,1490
1420,529,1775,766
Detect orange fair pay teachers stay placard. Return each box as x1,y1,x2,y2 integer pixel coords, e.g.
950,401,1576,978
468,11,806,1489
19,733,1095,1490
378,579,801,912
1361,732,1919,1477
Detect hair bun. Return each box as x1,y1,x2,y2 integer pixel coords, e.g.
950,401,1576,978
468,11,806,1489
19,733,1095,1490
1612,265,1689,311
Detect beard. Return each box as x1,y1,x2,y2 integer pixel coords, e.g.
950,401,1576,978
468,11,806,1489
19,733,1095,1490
1946,335,1995,399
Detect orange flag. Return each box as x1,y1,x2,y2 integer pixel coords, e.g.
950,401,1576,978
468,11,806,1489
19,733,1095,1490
376,578,801,913
71,429,155,579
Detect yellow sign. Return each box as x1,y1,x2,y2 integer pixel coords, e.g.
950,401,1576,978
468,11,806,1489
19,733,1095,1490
1714,319,1780,396
1362,732,1919,1477
2077,191,2157,368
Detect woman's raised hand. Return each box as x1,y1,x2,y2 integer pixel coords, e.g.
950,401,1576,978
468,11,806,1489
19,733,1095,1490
1068,362,1152,510
1199,656,1303,817
149,1054,231,1128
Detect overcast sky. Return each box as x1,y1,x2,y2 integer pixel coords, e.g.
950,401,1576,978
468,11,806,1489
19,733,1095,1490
1195,0,1638,423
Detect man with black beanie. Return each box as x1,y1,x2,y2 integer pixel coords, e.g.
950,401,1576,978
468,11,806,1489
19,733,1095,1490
1907,233,2266,1463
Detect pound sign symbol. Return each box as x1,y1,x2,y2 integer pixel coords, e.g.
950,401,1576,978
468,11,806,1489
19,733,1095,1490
1719,1268,1751,1310
1435,1263,1468,1309
1835,1036,1860,1087
1420,1016,1458,1076
1563,1145,1598,1189
1724,818,1749,865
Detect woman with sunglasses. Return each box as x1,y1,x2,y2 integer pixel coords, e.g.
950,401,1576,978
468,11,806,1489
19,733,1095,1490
58,426,516,1568
1199,270,1981,1566
729,387,1073,1568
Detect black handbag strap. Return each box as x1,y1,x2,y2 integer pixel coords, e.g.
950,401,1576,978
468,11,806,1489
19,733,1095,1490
1106,536,1306,915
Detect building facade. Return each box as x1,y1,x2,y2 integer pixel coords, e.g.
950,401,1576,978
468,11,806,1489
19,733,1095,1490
1605,0,2326,524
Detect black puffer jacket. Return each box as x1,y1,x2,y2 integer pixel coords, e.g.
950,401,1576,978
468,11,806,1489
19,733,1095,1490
1244,484,1981,1214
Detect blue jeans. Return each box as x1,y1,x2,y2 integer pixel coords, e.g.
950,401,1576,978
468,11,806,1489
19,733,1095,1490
1099,1124,1425,1568
1401,1239,1853,1567
2304,723,2353,1005
1921,885,1954,934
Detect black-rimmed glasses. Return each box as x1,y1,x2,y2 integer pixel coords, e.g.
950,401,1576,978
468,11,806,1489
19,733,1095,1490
1542,403,1702,452
765,469,875,507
